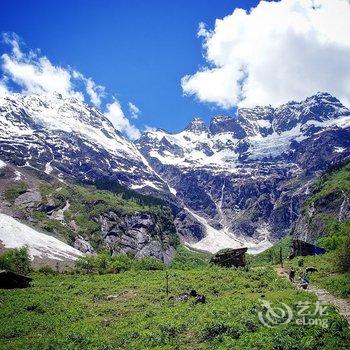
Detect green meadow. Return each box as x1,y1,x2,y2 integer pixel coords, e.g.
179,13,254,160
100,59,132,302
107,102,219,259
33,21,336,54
1,262,349,350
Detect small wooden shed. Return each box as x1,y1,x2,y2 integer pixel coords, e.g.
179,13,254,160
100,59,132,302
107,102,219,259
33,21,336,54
210,247,248,268
290,239,326,258
0,270,32,289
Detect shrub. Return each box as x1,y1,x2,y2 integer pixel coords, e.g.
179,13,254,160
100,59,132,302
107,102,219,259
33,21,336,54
0,247,31,274
336,233,350,272
133,256,165,271
38,265,57,275
75,252,165,274
4,182,28,203
75,255,98,274
110,254,133,273
202,323,242,341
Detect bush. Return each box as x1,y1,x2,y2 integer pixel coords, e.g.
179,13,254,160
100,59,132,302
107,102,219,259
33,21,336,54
336,233,350,272
133,256,165,271
75,254,99,274
202,323,242,341
38,265,57,275
0,247,31,274
75,253,164,274
110,254,133,273
4,182,28,203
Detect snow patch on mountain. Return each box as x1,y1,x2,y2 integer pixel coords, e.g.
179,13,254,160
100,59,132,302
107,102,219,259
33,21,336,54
137,93,350,170
131,180,162,191
0,213,83,261
184,207,273,254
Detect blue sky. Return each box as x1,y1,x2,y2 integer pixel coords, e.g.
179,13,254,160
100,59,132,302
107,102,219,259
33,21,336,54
0,0,258,133
1,1,349,138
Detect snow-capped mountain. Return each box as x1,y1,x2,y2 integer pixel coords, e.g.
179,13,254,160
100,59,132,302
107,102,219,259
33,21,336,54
0,91,349,255
0,91,201,254
136,92,350,252
0,92,165,191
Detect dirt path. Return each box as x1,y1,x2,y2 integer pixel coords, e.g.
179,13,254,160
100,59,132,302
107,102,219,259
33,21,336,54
275,267,350,324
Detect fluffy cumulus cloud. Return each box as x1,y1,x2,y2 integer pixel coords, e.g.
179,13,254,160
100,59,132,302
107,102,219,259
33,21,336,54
1,33,83,100
181,0,350,108
105,101,141,140
0,33,141,139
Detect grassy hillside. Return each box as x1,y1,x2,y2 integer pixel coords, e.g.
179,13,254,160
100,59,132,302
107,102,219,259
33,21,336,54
0,267,349,350
1,170,177,254
170,245,211,270
252,161,350,299
35,182,176,248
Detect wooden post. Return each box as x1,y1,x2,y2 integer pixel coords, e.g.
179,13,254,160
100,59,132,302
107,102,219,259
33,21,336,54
280,247,283,268
165,270,169,299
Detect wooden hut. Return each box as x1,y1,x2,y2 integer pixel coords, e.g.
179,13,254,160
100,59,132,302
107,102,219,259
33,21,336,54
290,239,326,258
210,247,248,268
0,270,32,289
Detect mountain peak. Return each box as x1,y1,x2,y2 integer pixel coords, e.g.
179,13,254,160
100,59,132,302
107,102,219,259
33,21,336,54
209,115,247,138
184,117,208,134
304,92,341,105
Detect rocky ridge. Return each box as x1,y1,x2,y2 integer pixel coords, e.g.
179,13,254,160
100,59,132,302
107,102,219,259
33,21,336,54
136,93,350,252
0,91,349,255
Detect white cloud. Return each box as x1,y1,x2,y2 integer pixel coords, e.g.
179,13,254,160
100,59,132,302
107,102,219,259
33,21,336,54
0,33,142,140
105,101,141,140
1,33,104,106
0,80,9,96
2,51,82,99
85,78,105,108
181,0,350,108
128,102,140,119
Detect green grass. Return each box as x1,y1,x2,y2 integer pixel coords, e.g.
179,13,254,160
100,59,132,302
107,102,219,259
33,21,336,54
248,236,293,267
284,253,350,299
0,268,348,350
170,246,211,270
4,181,28,203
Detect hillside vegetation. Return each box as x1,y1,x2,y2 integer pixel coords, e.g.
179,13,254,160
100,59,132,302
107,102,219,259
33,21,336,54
253,161,350,298
1,264,349,350
34,182,176,248
0,167,178,259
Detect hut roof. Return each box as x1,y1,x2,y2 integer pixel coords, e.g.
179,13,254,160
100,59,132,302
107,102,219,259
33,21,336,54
0,270,32,289
214,247,248,257
292,239,326,256
210,247,248,267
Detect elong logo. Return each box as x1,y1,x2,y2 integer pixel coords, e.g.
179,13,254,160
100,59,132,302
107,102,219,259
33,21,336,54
258,299,329,329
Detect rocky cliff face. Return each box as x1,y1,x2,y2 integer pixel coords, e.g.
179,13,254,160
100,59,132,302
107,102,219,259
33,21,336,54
136,93,350,253
293,162,350,244
0,162,177,263
98,211,176,263
1,91,349,255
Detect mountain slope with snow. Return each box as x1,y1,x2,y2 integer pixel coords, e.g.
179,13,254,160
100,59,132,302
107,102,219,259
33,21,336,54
0,213,82,264
1,91,349,256
136,93,350,252
0,92,165,191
